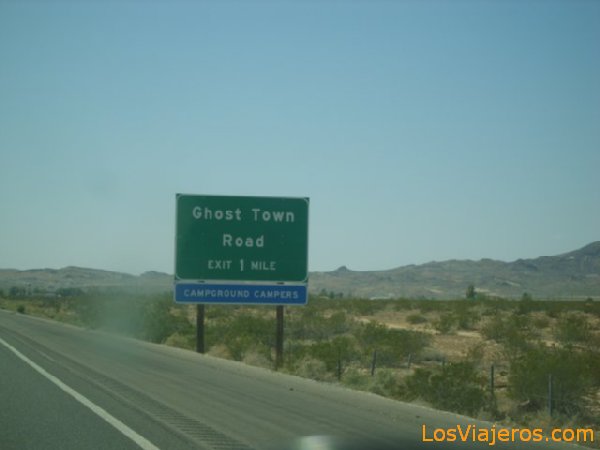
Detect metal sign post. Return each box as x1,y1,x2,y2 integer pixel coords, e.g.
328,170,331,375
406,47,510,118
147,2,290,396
196,304,205,354
275,305,284,369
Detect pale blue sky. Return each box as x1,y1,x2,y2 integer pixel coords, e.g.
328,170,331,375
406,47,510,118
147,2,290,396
1,0,599,274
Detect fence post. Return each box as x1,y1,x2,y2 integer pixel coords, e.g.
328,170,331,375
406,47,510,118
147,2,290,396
407,353,412,370
371,349,377,376
489,363,497,414
548,374,553,417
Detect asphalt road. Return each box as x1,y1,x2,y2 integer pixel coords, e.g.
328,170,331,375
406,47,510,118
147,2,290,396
0,309,591,450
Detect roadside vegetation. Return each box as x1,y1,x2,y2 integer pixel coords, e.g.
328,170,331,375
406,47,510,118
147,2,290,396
1,290,599,446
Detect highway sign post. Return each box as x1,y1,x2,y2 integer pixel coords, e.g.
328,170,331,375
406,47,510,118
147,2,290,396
174,194,309,362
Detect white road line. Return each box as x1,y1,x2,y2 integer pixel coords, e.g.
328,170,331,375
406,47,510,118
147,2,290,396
0,337,160,450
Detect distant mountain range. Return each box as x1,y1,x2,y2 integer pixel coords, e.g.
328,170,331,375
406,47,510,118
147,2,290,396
0,267,172,295
1,242,599,300
311,242,600,300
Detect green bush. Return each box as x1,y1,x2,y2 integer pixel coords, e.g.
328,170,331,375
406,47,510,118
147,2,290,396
292,357,331,381
210,314,275,361
404,362,486,416
288,335,359,373
367,369,402,398
339,368,404,399
406,313,427,324
508,345,594,417
404,368,432,400
340,298,387,316
453,302,480,330
481,314,538,354
433,313,455,334
554,312,592,346
357,321,431,367
517,293,534,314
419,347,446,363
16,304,26,314
341,367,369,390
327,311,352,334
466,342,485,363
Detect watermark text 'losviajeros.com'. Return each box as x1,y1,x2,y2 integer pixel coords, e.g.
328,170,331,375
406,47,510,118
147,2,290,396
422,424,595,446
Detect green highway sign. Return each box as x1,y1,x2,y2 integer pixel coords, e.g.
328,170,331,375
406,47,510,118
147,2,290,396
175,195,309,283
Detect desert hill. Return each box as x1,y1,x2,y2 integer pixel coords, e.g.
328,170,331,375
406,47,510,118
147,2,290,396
1,242,598,299
310,242,600,299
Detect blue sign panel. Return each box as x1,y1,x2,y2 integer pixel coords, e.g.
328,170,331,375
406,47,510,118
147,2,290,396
175,283,307,305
